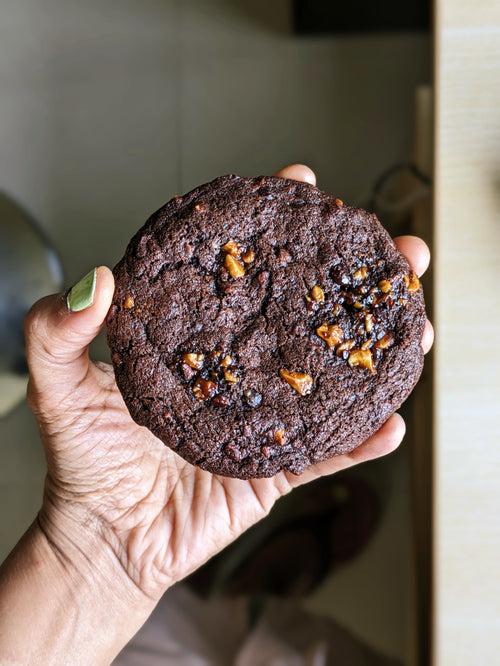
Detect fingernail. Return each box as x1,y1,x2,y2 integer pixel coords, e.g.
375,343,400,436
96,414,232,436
66,268,97,312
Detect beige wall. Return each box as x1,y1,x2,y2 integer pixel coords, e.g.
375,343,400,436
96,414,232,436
434,1,500,663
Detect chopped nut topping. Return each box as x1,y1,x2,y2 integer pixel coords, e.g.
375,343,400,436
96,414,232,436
183,352,205,370
224,254,246,278
406,272,421,292
181,363,196,380
316,323,344,348
279,369,313,396
222,240,242,257
242,249,255,264
223,369,239,384
309,285,325,303
261,445,271,459
308,261,405,372
192,378,217,400
123,295,135,309
194,202,206,213
348,349,376,374
378,279,392,293
182,347,243,402
220,354,233,368
277,248,292,265
334,198,344,207
374,333,394,349
274,429,286,446
243,388,262,408
353,266,368,281
336,339,356,355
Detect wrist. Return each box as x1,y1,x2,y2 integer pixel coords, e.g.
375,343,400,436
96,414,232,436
0,518,156,665
32,500,158,662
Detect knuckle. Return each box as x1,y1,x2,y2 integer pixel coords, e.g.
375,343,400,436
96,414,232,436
23,305,39,339
24,296,64,363
25,379,37,410
24,300,48,343
26,378,45,418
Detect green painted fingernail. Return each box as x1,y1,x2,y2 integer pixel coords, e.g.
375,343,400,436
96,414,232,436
66,268,97,312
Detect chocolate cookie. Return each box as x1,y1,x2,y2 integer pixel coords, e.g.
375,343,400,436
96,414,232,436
107,175,426,479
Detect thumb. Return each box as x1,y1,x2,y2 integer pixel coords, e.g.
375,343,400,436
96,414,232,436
25,266,114,396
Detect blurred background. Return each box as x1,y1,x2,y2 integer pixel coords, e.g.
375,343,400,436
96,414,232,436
0,1,433,664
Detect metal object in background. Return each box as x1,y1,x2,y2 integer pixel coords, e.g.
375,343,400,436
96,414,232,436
368,161,431,238
0,192,63,415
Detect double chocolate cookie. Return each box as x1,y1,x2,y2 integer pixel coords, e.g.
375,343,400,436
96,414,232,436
107,175,426,479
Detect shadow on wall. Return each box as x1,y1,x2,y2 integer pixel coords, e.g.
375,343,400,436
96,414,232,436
209,0,292,35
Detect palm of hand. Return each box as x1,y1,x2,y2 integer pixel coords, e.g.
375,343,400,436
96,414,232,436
37,359,296,597
36,355,402,598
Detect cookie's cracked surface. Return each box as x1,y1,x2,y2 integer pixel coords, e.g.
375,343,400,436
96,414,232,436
106,175,426,479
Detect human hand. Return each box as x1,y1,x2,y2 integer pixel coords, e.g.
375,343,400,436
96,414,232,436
23,164,432,648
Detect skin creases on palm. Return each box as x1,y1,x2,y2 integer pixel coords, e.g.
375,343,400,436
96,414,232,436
37,359,286,596
36,354,401,599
